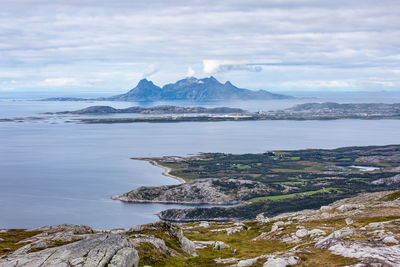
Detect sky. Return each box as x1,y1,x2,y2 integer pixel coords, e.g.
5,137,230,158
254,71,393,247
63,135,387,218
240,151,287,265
0,0,400,93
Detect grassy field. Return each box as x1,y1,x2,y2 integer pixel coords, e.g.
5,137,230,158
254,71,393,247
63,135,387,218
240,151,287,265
249,188,340,202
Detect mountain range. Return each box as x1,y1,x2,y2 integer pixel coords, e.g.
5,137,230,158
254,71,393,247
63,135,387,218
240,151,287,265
106,76,290,101
104,76,291,101
44,77,291,102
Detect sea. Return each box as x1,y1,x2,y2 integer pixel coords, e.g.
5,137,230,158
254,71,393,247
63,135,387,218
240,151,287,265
1,90,400,229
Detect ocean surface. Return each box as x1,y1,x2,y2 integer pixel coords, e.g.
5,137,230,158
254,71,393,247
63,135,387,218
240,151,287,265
1,93,400,229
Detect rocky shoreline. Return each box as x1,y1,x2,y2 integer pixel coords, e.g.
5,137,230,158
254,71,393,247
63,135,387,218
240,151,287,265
112,177,269,205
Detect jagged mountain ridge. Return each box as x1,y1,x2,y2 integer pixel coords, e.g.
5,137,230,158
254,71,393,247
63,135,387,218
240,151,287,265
106,76,291,101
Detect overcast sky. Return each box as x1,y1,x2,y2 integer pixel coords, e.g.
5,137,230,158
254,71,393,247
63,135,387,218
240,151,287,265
1,0,400,93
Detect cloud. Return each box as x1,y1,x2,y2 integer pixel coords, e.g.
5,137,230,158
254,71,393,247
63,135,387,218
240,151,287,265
203,60,264,74
186,67,195,77
366,78,400,87
40,78,81,87
141,64,159,78
281,80,353,88
1,0,400,91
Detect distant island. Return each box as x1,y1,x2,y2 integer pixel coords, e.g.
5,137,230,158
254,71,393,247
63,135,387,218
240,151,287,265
282,102,400,117
67,102,400,124
42,76,292,102
3,102,400,124
49,105,247,115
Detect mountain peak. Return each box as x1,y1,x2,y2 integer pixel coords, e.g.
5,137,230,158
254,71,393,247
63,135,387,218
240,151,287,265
200,76,220,84
137,78,155,87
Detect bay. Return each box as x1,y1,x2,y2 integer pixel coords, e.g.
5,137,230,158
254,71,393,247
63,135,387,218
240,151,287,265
1,117,399,229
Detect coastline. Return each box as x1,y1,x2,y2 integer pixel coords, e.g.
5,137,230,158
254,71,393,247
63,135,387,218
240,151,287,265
110,157,186,202
143,158,186,184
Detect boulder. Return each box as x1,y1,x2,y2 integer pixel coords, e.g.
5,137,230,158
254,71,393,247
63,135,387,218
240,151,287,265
308,229,326,238
213,241,229,250
383,236,399,244
295,229,308,238
263,255,299,267
199,221,210,228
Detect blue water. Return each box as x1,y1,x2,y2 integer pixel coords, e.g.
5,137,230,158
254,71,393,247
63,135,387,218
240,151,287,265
0,97,400,229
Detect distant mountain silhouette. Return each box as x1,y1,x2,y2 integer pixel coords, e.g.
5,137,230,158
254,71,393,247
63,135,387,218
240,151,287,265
105,76,291,101
42,77,292,102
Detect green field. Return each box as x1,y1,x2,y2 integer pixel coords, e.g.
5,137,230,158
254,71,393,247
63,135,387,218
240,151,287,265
249,188,340,202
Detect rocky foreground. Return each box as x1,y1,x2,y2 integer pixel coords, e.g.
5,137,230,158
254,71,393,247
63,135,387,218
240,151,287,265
2,190,400,266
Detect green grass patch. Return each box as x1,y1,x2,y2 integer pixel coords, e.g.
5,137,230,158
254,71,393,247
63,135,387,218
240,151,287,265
231,164,251,169
380,191,400,201
296,248,359,266
273,151,292,156
273,181,304,185
249,188,340,202
0,229,43,256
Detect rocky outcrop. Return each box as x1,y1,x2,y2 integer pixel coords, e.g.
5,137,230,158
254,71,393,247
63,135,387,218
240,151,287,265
128,221,197,256
113,178,271,205
318,240,400,266
263,255,299,267
372,174,400,185
0,222,197,267
0,233,139,267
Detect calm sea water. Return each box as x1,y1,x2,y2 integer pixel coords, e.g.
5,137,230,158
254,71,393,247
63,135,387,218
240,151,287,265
1,96,400,229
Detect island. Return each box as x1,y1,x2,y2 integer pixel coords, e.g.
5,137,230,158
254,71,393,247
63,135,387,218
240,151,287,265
70,102,400,124
112,144,400,223
49,105,247,115
3,102,400,124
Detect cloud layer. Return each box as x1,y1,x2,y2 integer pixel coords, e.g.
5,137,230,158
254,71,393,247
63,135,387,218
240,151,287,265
0,0,399,91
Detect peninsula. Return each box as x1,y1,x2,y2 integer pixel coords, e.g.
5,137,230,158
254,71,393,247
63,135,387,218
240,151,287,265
113,145,400,222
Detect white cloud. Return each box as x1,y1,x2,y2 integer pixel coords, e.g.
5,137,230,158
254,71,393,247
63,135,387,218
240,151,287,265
202,60,264,74
281,80,353,88
141,64,159,78
1,0,400,91
366,78,400,87
186,67,195,77
40,78,81,87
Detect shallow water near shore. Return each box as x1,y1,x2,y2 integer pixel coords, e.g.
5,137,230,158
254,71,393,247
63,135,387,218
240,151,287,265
1,99,400,229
